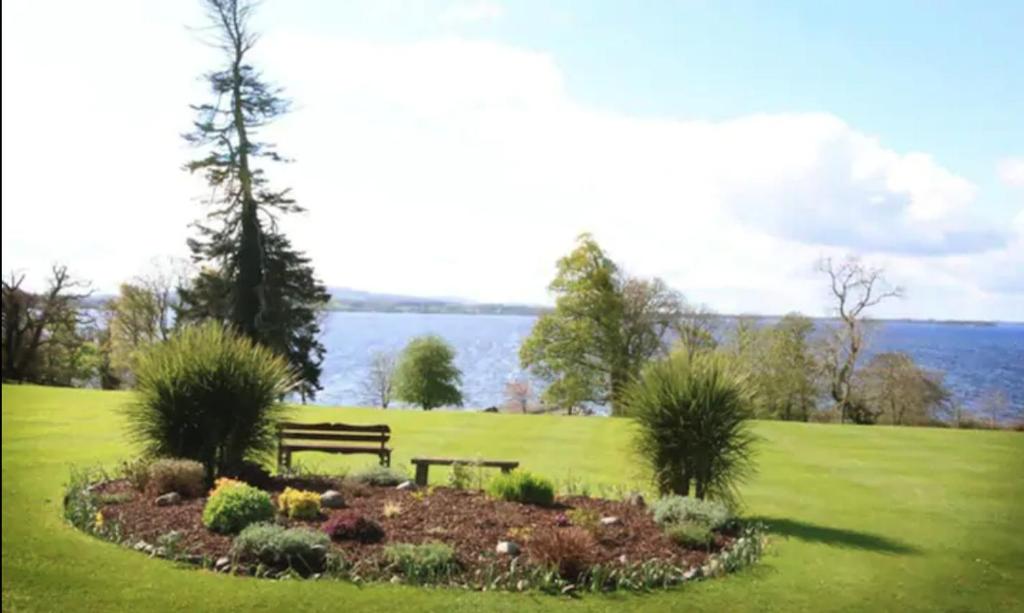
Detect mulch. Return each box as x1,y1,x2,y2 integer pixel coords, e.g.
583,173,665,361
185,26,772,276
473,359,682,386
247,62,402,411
94,477,728,577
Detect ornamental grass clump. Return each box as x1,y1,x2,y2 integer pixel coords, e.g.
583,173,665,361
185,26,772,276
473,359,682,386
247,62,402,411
277,487,321,520
147,458,206,498
651,496,732,530
487,471,555,506
348,464,408,487
382,542,458,583
527,527,596,581
622,349,756,503
125,321,295,480
202,480,275,534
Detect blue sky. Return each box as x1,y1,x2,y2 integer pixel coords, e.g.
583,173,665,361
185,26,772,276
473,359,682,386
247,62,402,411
2,0,1023,319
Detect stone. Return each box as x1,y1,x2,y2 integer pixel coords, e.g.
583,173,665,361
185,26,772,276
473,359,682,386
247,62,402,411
155,492,181,506
214,556,231,572
516,579,528,591
320,490,345,509
395,480,417,491
495,540,520,556
390,575,402,584
683,567,702,581
599,516,621,526
133,540,155,554
618,554,628,564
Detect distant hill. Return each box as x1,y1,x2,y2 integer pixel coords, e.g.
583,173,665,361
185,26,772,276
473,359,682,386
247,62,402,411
325,287,547,316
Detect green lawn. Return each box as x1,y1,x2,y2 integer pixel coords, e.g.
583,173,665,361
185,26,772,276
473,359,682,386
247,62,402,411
3,384,1023,612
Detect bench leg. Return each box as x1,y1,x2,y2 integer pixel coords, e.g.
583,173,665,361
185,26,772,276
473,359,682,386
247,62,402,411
380,451,391,467
501,466,513,474
414,463,429,487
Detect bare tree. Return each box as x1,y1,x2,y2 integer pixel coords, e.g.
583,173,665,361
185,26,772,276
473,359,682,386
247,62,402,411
504,377,533,413
361,350,397,408
675,301,720,352
2,265,92,383
817,256,904,423
977,389,1014,428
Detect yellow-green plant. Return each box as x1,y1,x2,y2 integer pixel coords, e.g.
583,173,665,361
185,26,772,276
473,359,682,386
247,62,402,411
277,487,321,519
383,501,402,518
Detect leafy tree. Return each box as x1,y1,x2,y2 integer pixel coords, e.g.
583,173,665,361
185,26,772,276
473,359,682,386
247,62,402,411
729,313,819,421
854,352,950,425
106,283,169,385
623,349,756,502
394,335,463,410
817,256,903,423
180,0,327,399
360,350,397,408
2,266,94,385
520,234,684,414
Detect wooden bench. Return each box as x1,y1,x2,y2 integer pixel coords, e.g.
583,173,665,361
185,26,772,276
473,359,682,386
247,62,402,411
410,457,519,486
277,422,391,471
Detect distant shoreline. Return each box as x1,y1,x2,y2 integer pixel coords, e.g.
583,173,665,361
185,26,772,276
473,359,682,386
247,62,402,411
326,302,1017,326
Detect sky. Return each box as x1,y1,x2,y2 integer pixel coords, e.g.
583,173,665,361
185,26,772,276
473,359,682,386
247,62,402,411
2,0,1022,320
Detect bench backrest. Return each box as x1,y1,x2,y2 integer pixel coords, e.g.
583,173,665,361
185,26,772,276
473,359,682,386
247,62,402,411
278,422,390,447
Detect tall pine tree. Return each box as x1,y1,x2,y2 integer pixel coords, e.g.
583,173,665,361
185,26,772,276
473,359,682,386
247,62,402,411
180,0,328,399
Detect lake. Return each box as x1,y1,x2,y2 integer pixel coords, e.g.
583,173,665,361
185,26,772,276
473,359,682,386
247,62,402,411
316,312,1024,412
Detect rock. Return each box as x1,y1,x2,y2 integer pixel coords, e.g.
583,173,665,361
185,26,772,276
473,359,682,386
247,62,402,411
495,541,520,556
390,575,402,584
395,480,417,491
626,492,646,507
683,567,702,581
133,540,155,554
214,556,231,572
483,406,499,413
155,492,181,506
320,490,345,509
618,554,628,564
516,579,528,591
599,516,621,526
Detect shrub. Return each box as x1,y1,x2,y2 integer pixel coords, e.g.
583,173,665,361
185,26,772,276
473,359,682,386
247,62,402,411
322,511,384,543
348,464,408,487
667,521,714,549
119,457,153,492
209,477,245,497
202,481,275,534
382,542,458,583
448,461,477,490
147,458,206,498
394,335,463,410
566,507,601,532
527,527,595,581
232,523,330,575
125,321,295,479
622,349,756,502
651,496,732,530
487,471,555,506
277,487,321,520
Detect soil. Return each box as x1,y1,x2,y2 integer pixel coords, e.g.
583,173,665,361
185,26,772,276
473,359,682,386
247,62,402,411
94,477,730,579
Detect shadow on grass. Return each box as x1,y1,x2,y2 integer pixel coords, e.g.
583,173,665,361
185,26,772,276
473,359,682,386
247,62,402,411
754,516,921,555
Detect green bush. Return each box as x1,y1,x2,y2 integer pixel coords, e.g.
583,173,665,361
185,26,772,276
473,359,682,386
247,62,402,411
147,458,206,497
667,521,714,549
487,471,555,506
125,321,295,479
394,335,463,410
622,349,756,502
348,464,408,487
382,542,458,583
202,481,275,534
651,496,732,530
231,523,330,575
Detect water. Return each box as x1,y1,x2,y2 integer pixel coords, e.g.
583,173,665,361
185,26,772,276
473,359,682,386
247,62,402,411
316,312,1024,411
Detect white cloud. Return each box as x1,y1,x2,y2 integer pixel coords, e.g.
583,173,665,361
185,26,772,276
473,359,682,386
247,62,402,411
999,157,1024,189
2,5,1019,320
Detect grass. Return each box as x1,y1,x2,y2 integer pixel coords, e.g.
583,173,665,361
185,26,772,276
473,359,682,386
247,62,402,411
3,383,1023,612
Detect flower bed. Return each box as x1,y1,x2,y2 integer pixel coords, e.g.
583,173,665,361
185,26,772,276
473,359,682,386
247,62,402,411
69,470,766,593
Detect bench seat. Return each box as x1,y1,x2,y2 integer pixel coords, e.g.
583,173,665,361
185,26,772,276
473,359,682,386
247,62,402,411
277,422,392,470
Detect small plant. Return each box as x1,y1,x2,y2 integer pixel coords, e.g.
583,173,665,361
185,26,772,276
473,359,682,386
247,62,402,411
348,464,409,487
63,466,121,542
566,507,601,532
448,461,485,490
155,530,186,559
322,511,385,543
147,458,206,498
708,521,768,574
232,523,330,575
559,472,592,497
527,527,595,581
119,457,153,492
506,526,533,542
667,521,714,549
382,542,458,583
383,501,402,518
487,471,555,506
96,491,134,505
202,481,275,534
277,487,321,520
651,496,732,530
